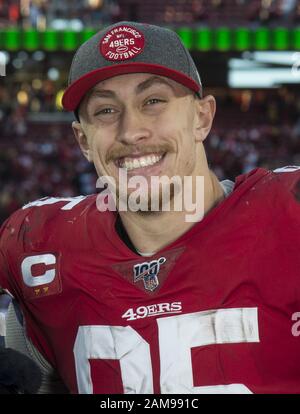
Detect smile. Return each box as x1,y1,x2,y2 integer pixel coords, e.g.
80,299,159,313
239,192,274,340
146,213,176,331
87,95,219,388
116,153,165,171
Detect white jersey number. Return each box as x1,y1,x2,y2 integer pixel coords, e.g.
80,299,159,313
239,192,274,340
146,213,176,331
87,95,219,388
22,196,87,210
73,307,259,394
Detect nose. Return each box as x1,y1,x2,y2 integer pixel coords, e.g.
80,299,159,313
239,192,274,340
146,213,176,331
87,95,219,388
117,107,151,145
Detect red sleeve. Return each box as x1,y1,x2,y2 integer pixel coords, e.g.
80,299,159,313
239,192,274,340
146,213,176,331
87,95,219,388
0,209,30,299
0,195,92,299
0,217,13,293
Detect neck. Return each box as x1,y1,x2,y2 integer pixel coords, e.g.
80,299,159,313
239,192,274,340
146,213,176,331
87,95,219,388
119,168,225,255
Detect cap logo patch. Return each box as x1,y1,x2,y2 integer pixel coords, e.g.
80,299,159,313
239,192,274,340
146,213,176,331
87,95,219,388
100,25,145,62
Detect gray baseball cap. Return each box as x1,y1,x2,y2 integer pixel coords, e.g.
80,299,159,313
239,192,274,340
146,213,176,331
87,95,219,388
62,21,202,112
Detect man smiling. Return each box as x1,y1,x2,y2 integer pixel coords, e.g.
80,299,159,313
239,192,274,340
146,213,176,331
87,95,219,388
1,21,300,394
72,71,221,252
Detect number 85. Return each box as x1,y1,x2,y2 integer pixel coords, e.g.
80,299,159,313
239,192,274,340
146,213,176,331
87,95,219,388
74,307,259,393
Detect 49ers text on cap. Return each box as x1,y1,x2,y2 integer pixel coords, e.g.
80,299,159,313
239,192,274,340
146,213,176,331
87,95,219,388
100,25,145,62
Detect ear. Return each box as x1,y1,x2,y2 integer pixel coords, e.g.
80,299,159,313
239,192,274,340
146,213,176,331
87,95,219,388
72,121,93,162
193,95,216,143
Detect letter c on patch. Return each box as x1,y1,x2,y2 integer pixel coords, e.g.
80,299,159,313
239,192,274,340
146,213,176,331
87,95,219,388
21,254,56,287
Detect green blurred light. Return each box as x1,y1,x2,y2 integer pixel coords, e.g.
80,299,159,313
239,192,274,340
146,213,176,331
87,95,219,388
292,28,300,49
81,29,97,43
234,28,251,50
215,28,231,51
42,30,59,51
273,28,289,50
23,29,40,50
0,27,298,52
176,28,193,49
62,31,79,50
254,28,270,50
4,29,20,51
196,28,212,51
0,31,5,49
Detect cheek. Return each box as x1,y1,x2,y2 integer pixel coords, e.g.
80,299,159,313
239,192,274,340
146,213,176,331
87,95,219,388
179,144,196,172
87,136,109,174
91,140,104,156
175,129,197,174
157,115,196,163
88,131,107,160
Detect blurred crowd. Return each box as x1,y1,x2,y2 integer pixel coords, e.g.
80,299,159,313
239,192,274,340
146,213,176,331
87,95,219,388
0,0,121,29
0,0,299,29
0,110,96,224
0,87,299,224
160,0,300,25
207,89,300,180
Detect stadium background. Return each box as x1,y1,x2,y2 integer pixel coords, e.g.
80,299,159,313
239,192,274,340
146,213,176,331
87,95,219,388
0,0,300,226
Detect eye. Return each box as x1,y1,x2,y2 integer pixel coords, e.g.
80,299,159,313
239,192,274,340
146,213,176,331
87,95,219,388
145,98,165,106
94,107,117,116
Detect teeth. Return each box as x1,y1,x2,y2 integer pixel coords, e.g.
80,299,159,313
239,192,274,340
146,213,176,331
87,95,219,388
119,154,163,171
133,159,140,168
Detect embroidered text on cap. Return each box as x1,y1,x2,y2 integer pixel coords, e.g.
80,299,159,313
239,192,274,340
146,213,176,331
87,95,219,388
100,24,145,62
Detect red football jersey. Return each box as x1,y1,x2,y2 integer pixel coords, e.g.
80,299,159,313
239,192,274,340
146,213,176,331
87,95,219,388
1,166,300,394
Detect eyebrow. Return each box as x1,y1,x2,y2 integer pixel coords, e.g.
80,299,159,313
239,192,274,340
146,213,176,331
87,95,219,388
136,76,175,94
87,76,175,103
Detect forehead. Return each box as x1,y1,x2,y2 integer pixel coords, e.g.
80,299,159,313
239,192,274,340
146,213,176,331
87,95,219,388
85,73,189,101
94,73,173,89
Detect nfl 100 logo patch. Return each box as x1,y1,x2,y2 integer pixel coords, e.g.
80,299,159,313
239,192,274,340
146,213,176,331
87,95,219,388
112,247,185,294
133,257,167,292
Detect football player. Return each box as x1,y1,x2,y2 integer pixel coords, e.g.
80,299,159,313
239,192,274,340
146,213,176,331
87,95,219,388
1,21,300,394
